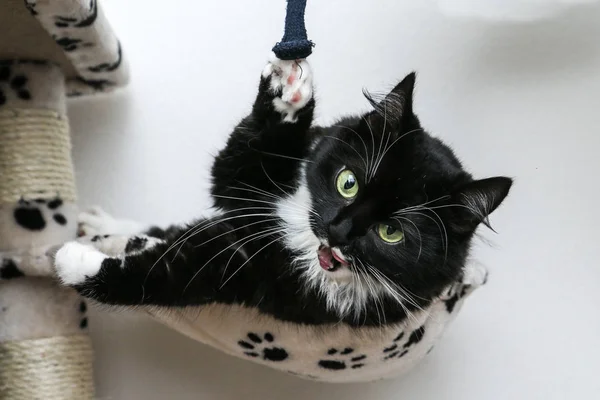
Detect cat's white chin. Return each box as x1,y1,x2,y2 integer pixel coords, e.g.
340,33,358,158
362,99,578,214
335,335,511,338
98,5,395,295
321,263,354,284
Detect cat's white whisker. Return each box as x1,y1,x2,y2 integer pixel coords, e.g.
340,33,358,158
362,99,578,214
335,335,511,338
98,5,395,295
333,125,371,181
182,227,283,294
393,216,423,262
144,206,274,285
322,135,368,174
219,231,285,289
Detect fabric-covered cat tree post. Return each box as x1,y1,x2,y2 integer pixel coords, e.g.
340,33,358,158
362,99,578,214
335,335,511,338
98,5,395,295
0,1,128,398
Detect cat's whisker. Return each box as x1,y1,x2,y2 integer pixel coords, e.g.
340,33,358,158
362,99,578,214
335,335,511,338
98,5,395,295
399,209,449,262
256,148,313,163
371,128,423,179
219,231,286,289
357,260,386,326
370,266,422,311
393,195,452,215
183,227,284,294
332,125,370,180
249,169,322,220
368,265,423,327
219,227,285,284
259,162,292,198
361,266,383,326
349,267,364,325
361,116,376,182
233,182,285,201
214,193,320,219
144,206,274,285
416,203,484,220
393,216,423,262
194,218,280,249
186,213,276,250
371,129,391,181
321,135,368,174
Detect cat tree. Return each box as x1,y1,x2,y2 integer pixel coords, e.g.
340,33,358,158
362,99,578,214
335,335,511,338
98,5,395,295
0,0,128,398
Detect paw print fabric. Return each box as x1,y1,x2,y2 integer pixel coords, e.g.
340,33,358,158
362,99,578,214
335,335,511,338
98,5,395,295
150,298,473,383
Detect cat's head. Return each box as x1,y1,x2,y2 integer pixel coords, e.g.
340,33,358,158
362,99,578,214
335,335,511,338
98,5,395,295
279,73,512,322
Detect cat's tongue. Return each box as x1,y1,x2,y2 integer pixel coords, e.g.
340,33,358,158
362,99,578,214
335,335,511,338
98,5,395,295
318,246,348,271
318,246,336,271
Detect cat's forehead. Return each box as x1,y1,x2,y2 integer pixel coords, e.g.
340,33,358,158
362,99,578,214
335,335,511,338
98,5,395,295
317,125,422,177
312,122,467,206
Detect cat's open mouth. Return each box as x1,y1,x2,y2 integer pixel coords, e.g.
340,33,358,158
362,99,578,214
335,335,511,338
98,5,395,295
318,245,350,272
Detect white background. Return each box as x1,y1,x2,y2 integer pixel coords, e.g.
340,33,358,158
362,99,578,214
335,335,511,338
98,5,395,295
68,0,600,399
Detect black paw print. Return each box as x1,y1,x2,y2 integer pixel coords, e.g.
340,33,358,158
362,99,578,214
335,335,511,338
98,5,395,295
53,0,97,28
88,43,123,73
14,197,67,231
238,332,289,362
0,259,24,280
54,16,78,28
318,347,367,370
383,326,425,361
79,301,89,330
0,66,31,106
75,76,115,91
53,36,93,52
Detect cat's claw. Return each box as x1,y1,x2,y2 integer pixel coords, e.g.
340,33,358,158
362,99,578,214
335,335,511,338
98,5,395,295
262,54,313,122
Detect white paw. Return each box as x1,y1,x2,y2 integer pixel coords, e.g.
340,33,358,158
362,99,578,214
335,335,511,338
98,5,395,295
78,206,145,237
54,242,107,285
462,262,489,288
262,54,313,122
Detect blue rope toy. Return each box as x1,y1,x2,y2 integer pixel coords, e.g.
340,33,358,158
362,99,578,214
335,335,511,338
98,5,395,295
272,0,314,60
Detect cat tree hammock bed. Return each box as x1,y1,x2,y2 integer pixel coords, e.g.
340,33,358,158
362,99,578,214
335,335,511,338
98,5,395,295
0,0,128,398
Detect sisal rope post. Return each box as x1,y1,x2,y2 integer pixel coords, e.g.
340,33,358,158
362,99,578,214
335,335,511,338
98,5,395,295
0,109,76,203
0,63,95,400
0,335,94,399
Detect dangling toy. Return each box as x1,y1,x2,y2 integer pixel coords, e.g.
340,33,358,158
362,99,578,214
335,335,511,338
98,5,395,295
272,0,314,60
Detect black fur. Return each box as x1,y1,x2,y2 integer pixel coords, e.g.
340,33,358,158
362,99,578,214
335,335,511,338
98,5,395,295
69,66,512,328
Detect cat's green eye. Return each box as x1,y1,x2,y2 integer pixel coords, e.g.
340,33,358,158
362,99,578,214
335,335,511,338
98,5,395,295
336,169,359,199
378,224,404,244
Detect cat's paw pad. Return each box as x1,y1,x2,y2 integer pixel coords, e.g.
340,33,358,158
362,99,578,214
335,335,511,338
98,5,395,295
78,207,143,237
54,241,107,285
262,55,313,121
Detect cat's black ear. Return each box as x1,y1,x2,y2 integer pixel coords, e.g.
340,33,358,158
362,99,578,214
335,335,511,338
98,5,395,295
364,72,416,124
451,177,513,233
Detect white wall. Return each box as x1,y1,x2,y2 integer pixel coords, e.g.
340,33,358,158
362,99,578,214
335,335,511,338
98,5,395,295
68,1,600,399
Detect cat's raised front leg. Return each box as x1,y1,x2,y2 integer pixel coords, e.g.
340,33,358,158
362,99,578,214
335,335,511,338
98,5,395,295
211,55,316,210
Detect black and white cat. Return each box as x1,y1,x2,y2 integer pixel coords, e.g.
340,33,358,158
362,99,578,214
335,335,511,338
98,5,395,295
53,55,512,381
